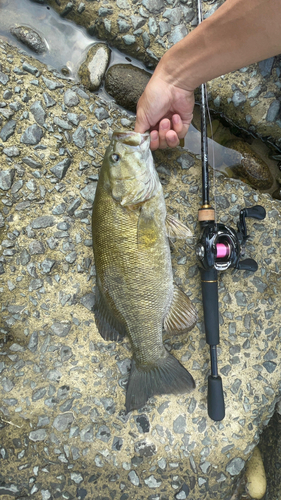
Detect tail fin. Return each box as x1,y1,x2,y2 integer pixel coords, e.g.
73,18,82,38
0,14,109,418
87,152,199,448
125,353,195,413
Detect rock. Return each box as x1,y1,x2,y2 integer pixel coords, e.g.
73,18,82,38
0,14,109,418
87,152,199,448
20,124,43,145
105,64,151,112
10,26,47,54
266,100,280,122
258,57,275,77
232,90,247,107
50,158,72,179
142,0,165,13
1,38,281,500
29,429,48,441
0,169,15,191
51,322,71,338
64,89,80,107
31,216,55,229
224,139,273,190
0,119,16,141
80,183,97,203
22,156,42,169
72,126,86,148
30,100,46,125
78,43,111,91
3,146,19,157
42,76,64,91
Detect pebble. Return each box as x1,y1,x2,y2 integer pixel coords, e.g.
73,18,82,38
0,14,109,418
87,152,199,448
258,57,274,77
43,92,57,107
53,413,74,431
0,169,15,191
30,100,46,125
142,0,165,13
3,146,19,157
28,332,38,352
266,100,280,122
29,241,45,254
42,75,64,90
80,293,95,311
29,429,48,441
80,182,97,203
232,90,247,107
225,457,245,476
31,216,55,229
0,71,9,85
20,124,43,145
10,26,47,54
73,126,86,148
64,89,80,107
51,322,71,338
50,158,72,179
0,119,16,141
78,43,111,91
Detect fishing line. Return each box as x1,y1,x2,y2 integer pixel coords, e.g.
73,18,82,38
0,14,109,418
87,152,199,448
204,84,217,224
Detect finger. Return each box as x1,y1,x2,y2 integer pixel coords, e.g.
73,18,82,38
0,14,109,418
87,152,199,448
165,130,180,148
158,118,171,148
150,130,160,151
172,114,192,139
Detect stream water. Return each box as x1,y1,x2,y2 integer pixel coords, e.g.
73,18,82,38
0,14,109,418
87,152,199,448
0,0,280,196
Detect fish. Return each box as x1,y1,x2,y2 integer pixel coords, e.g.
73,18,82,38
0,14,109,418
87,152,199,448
92,130,197,413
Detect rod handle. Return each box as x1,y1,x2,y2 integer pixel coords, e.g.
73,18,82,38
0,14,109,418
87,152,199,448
208,375,225,421
200,268,219,346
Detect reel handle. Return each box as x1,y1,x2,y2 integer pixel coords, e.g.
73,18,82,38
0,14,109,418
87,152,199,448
243,205,266,220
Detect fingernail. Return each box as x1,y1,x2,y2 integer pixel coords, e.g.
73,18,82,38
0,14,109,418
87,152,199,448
151,131,158,141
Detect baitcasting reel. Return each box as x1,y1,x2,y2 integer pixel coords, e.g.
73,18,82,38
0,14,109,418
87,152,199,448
196,205,266,273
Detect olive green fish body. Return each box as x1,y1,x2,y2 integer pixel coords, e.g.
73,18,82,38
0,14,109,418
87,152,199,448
92,131,197,412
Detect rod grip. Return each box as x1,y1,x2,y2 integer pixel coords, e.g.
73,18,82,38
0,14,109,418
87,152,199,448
200,268,219,346
208,375,225,421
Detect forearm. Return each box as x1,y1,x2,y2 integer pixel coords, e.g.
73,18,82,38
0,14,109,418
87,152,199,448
159,0,281,90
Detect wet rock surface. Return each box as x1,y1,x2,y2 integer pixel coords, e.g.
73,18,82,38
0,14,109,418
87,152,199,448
105,63,151,112
0,41,281,500
224,139,274,190
45,0,281,150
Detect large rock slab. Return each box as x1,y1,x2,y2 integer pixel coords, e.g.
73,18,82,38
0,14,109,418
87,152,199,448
0,40,281,500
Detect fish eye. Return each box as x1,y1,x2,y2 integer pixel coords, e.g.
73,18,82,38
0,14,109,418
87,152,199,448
111,154,120,163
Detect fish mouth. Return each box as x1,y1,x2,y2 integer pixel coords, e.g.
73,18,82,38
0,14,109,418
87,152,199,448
112,130,150,147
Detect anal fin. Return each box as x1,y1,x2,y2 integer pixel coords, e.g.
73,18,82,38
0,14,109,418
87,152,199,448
165,214,192,239
164,285,197,334
94,285,126,341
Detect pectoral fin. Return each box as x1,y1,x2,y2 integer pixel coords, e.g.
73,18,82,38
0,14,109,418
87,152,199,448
164,285,197,334
94,285,126,341
165,214,192,239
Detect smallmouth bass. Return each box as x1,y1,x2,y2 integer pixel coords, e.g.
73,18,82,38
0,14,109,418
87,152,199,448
92,130,197,412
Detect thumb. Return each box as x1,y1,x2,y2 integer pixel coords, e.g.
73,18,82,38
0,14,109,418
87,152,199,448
134,107,150,134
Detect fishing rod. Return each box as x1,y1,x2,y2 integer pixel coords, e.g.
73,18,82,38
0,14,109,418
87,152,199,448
195,0,266,421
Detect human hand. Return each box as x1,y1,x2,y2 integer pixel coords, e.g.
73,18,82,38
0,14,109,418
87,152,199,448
134,70,195,150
